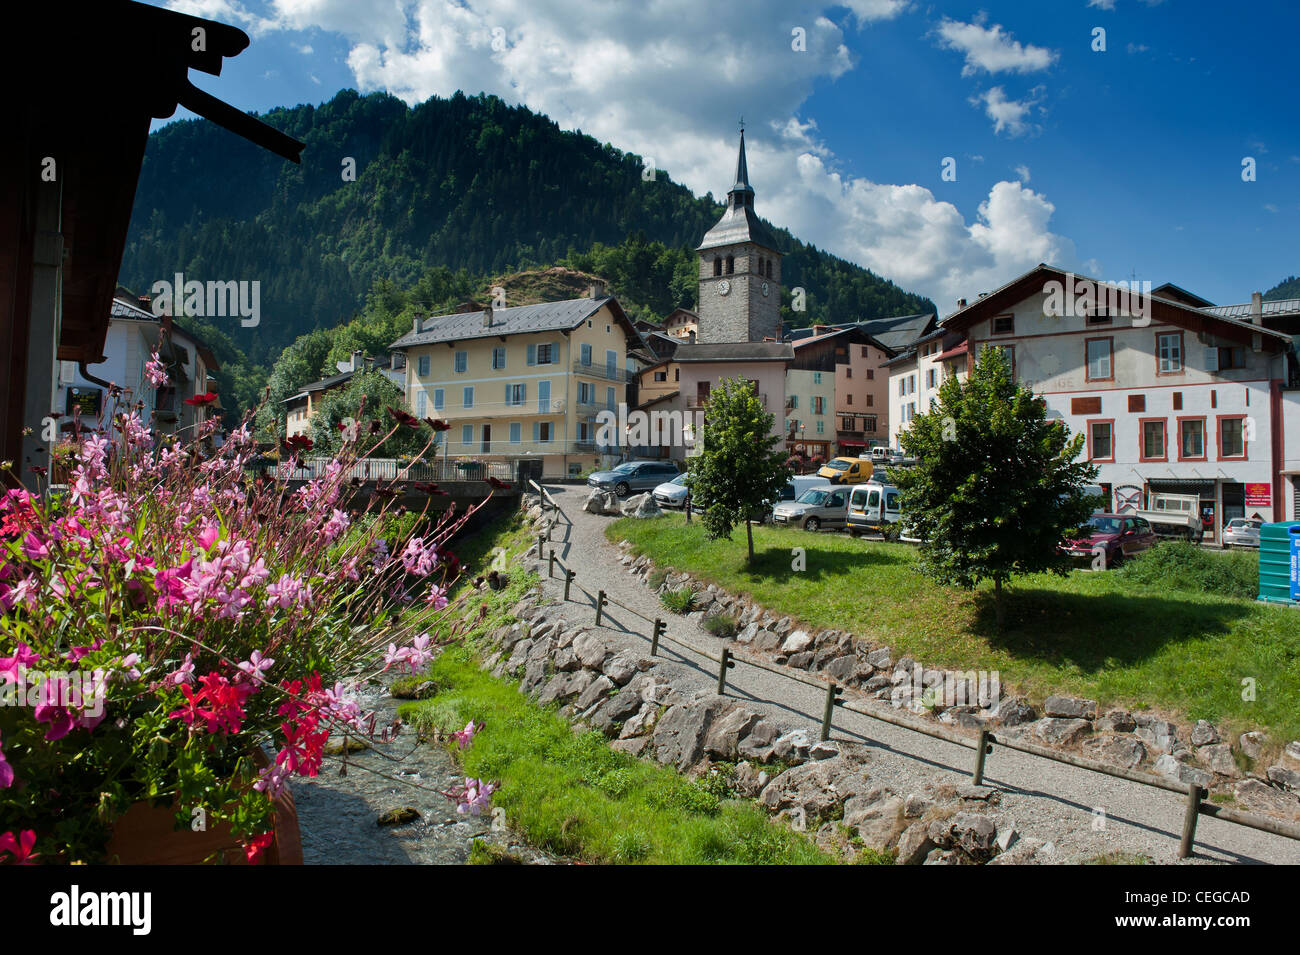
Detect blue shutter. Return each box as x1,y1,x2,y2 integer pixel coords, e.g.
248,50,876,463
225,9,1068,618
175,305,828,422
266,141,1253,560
533,422,540,441
527,344,536,366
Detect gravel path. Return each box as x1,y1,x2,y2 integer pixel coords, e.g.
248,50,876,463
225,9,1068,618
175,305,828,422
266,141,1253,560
535,484,1300,865
290,678,556,865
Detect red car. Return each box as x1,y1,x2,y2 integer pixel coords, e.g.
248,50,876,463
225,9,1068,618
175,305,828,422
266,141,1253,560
1061,513,1157,568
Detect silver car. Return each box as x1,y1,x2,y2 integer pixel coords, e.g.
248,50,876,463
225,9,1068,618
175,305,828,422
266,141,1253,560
1222,518,1262,548
771,485,849,531
587,460,680,498
652,472,692,508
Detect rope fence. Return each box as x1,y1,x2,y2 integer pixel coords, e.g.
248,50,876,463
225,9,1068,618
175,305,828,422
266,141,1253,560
522,485,1300,860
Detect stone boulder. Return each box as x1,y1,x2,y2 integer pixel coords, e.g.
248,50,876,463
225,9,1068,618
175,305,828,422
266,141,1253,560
1031,717,1091,746
1197,743,1239,777
1043,696,1097,720
1234,779,1300,816
759,756,869,824
1154,754,1215,790
1267,765,1300,792
991,697,1037,727
1082,735,1146,770
736,720,780,762
651,695,733,772
1191,720,1221,746
1096,709,1137,733
842,788,906,851
895,822,935,865
1135,716,1179,754
703,706,762,761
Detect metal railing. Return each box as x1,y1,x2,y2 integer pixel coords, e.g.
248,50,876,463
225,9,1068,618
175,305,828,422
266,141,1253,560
572,361,632,383
525,498,1300,860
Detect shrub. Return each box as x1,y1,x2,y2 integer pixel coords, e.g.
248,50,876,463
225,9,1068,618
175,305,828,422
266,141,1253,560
661,587,696,614
703,614,738,637
1118,540,1257,600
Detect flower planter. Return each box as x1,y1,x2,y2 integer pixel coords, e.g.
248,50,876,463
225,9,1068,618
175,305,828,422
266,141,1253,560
105,753,302,865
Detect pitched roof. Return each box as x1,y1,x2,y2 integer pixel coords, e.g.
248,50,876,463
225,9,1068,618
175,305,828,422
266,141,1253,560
698,129,782,252
390,296,632,349
671,341,793,362
1204,299,1300,320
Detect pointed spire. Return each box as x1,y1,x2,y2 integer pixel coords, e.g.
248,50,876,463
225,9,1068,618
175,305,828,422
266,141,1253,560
729,128,754,203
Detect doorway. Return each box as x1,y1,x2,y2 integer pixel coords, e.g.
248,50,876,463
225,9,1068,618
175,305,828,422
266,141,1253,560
482,424,492,455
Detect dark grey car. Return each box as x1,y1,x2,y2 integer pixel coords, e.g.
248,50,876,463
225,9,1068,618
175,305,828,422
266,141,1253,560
588,460,681,497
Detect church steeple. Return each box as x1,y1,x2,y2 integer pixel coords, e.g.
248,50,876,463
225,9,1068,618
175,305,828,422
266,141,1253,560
729,128,754,206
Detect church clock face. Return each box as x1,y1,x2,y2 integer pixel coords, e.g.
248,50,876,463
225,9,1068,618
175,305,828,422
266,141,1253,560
716,279,731,296
761,282,770,297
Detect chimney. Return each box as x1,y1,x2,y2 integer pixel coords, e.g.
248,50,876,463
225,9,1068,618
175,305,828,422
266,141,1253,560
412,312,422,334
138,294,151,311
1250,291,1262,324
351,349,363,372
957,298,967,308
482,304,493,328
812,324,829,335
687,330,696,344
588,280,607,299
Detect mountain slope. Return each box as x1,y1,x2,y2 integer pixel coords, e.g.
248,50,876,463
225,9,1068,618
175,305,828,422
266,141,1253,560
120,89,934,368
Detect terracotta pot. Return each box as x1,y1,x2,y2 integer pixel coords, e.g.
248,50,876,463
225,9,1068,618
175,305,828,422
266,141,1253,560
105,751,302,865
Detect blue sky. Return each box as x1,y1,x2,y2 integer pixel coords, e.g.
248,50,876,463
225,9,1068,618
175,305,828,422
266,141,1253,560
160,0,1298,311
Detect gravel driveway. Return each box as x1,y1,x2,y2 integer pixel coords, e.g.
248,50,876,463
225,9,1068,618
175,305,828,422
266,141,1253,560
532,484,1300,865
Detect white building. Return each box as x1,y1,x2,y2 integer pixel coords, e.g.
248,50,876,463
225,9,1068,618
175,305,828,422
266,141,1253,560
939,266,1297,540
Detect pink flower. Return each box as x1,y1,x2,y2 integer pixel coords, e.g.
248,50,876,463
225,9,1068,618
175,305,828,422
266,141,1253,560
265,573,310,611
456,778,497,816
21,531,49,561
167,653,196,685
401,537,438,576
424,583,449,610
253,761,291,799
0,830,38,864
0,731,14,789
0,644,39,685
196,521,220,551
382,643,410,672
322,508,349,543
404,634,434,674
145,350,170,388
237,650,275,684
451,720,481,750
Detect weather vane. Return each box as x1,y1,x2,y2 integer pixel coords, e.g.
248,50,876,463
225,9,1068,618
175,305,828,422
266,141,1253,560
738,116,745,133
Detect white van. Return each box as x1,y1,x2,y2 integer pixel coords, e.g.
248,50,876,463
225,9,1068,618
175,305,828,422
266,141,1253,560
846,482,902,535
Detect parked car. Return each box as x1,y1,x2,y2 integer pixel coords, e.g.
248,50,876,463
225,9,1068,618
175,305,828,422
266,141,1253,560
1222,518,1262,548
652,472,692,508
587,460,680,497
817,456,874,485
868,447,904,465
846,481,902,535
771,484,849,531
1060,513,1157,567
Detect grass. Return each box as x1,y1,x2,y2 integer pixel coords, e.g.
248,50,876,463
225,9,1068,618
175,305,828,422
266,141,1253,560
608,514,1300,741
660,586,696,614
400,645,832,864
1119,540,1258,600
396,505,833,865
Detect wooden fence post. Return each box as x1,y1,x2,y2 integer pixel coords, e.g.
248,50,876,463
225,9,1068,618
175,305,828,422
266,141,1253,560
548,550,556,578
973,728,992,786
564,569,575,602
595,590,606,626
716,647,732,695
820,683,842,741
651,618,665,657
1179,784,1203,859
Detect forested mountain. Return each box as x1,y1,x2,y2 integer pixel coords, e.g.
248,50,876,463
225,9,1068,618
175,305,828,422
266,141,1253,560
1265,276,1300,301
120,89,934,378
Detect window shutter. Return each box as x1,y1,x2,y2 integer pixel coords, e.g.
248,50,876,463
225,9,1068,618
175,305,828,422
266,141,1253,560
505,384,512,405
533,422,540,441
527,344,536,366
1205,347,1218,372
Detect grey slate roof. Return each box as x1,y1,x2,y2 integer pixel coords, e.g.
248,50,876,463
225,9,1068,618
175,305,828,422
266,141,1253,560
390,297,610,349
672,341,793,362
786,313,936,352
1203,299,1300,320
698,129,781,252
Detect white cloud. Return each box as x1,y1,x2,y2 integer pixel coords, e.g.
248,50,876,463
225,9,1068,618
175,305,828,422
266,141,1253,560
1014,164,1031,182
242,0,1077,310
1126,43,1149,54
972,86,1043,137
1087,0,1117,9
935,18,1057,77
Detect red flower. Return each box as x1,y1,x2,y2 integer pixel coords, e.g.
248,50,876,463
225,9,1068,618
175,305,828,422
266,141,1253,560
243,832,274,865
0,830,38,864
487,476,511,489
387,406,421,429
423,418,451,432
283,435,314,452
413,482,447,496
185,392,218,407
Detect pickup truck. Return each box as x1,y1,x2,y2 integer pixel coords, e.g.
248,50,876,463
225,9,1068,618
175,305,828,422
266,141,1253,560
1134,492,1203,541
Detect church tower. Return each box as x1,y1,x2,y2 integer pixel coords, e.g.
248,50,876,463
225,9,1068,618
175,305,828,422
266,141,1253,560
696,128,783,344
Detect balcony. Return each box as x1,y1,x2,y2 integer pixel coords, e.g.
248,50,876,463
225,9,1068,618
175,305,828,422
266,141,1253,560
572,361,632,383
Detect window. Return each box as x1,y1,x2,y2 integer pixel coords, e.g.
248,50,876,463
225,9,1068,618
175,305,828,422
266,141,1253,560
816,420,825,434
433,388,444,411
1088,421,1113,461
454,351,467,373
726,255,734,274
580,343,592,366
536,422,552,442
898,378,906,397
926,368,937,389
536,343,555,365
846,394,853,406
578,382,594,404
1085,308,1112,326
866,394,873,407
813,396,824,414
790,395,799,409
506,383,526,406
492,347,506,370
1141,419,1167,461
417,355,430,377
1219,416,1246,459
983,343,1015,377
654,371,667,382
814,372,822,385
908,374,916,395
416,391,427,417
1085,337,1113,381
845,367,852,379
674,368,679,382
992,314,1015,335
509,422,521,443
842,417,855,430
1172,392,1182,411
1157,332,1183,374
861,346,869,359
1072,396,1102,415
866,369,874,380
1210,346,1247,370
713,258,722,277
461,424,473,445
578,422,591,442
1178,418,1205,460
864,415,877,432
463,386,474,409
1128,394,1145,413
606,386,616,411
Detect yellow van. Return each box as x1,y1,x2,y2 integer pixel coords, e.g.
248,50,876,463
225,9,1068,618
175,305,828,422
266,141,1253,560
817,456,873,485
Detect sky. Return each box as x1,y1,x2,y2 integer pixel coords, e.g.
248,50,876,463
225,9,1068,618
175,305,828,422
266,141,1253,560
156,0,1299,314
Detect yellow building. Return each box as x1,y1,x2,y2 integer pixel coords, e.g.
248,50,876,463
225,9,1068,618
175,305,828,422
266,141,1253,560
389,287,639,478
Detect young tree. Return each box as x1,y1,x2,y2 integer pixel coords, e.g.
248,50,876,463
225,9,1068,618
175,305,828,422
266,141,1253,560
689,378,794,563
893,347,1098,628
309,370,434,460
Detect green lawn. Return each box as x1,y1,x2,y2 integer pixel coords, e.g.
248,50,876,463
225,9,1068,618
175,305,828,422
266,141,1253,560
608,514,1300,741
396,507,833,864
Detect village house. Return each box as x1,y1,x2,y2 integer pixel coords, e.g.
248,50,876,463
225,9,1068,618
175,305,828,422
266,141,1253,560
786,326,893,461
389,284,639,478
283,351,406,439
884,326,969,449
936,265,1300,540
